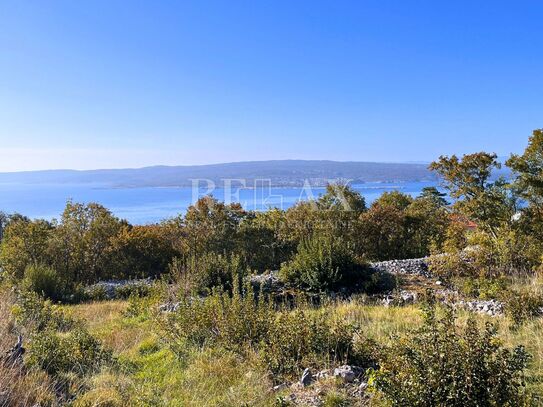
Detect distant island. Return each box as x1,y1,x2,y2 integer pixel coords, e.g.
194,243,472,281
0,160,438,188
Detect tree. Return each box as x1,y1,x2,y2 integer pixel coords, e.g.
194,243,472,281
0,218,53,279
317,183,366,212
181,196,247,256
373,190,413,211
49,201,123,283
430,153,512,232
107,224,176,279
236,213,286,272
0,211,7,243
507,129,543,206
357,192,414,260
358,201,409,260
418,186,448,207
405,196,450,256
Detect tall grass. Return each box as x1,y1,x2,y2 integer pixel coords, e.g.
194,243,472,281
3,288,542,405
0,287,57,407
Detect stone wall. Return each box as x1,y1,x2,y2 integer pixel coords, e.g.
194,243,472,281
369,257,431,278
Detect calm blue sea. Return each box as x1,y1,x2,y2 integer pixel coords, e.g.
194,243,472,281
0,181,440,224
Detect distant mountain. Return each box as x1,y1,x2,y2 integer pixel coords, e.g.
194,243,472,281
0,160,437,188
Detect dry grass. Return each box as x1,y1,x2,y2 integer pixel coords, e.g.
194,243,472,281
332,302,422,342
64,300,148,354
0,287,57,407
66,300,278,406
66,297,543,402
3,291,543,405
67,300,128,331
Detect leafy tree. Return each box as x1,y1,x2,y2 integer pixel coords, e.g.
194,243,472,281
317,183,366,212
506,129,543,247
280,201,322,245
358,200,409,260
0,211,8,243
107,224,177,279
419,186,448,207
236,213,286,272
0,218,54,279
373,190,413,210
49,201,123,283
181,196,247,256
507,129,543,206
405,195,450,256
430,152,512,233
356,190,449,260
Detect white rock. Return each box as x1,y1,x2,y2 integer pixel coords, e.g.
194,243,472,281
333,365,357,383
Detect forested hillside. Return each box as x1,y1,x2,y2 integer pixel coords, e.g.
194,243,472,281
0,160,437,187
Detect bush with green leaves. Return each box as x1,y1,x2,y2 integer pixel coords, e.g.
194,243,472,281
83,284,109,301
503,288,543,327
261,308,367,378
428,251,477,280
11,289,111,374
164,284,367,379
280,234,372,291
27,326,112,377
164,284,271,353
369,299,531,406
12,290,75,332
114,281,152,299
22,263,65,302
454,276,510,300
169,252,245,295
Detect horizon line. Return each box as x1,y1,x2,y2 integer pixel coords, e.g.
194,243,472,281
0,158,434,174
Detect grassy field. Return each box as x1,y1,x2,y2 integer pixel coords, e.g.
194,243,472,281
57,298,543,406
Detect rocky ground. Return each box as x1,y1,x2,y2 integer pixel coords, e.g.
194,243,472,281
248,257,510,317
275,365,370,406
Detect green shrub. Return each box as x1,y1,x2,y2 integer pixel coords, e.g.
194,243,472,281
261,309,359,378
115,282,151,299
165,284,271,352
428,251,477,280
280,234,369,291
123,285,163,319
22,264,64,302
83,285,108,301
469,228,542,277
369,299,531,406
27,326,112,377
164,284,367,379
169,253,245,295
11,287,112,401
12,290,75,331
503,288,543,327
454,276,510,300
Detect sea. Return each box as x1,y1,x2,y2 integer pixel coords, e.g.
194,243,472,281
0,181,440,224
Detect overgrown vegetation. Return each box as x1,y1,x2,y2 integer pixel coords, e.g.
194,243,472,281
164,282,370,380
369,297,531,406
2,130,543,405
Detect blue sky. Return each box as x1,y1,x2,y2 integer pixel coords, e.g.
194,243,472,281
0,1,541,171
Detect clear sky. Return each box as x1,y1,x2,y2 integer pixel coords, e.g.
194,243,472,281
0,1,541,171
